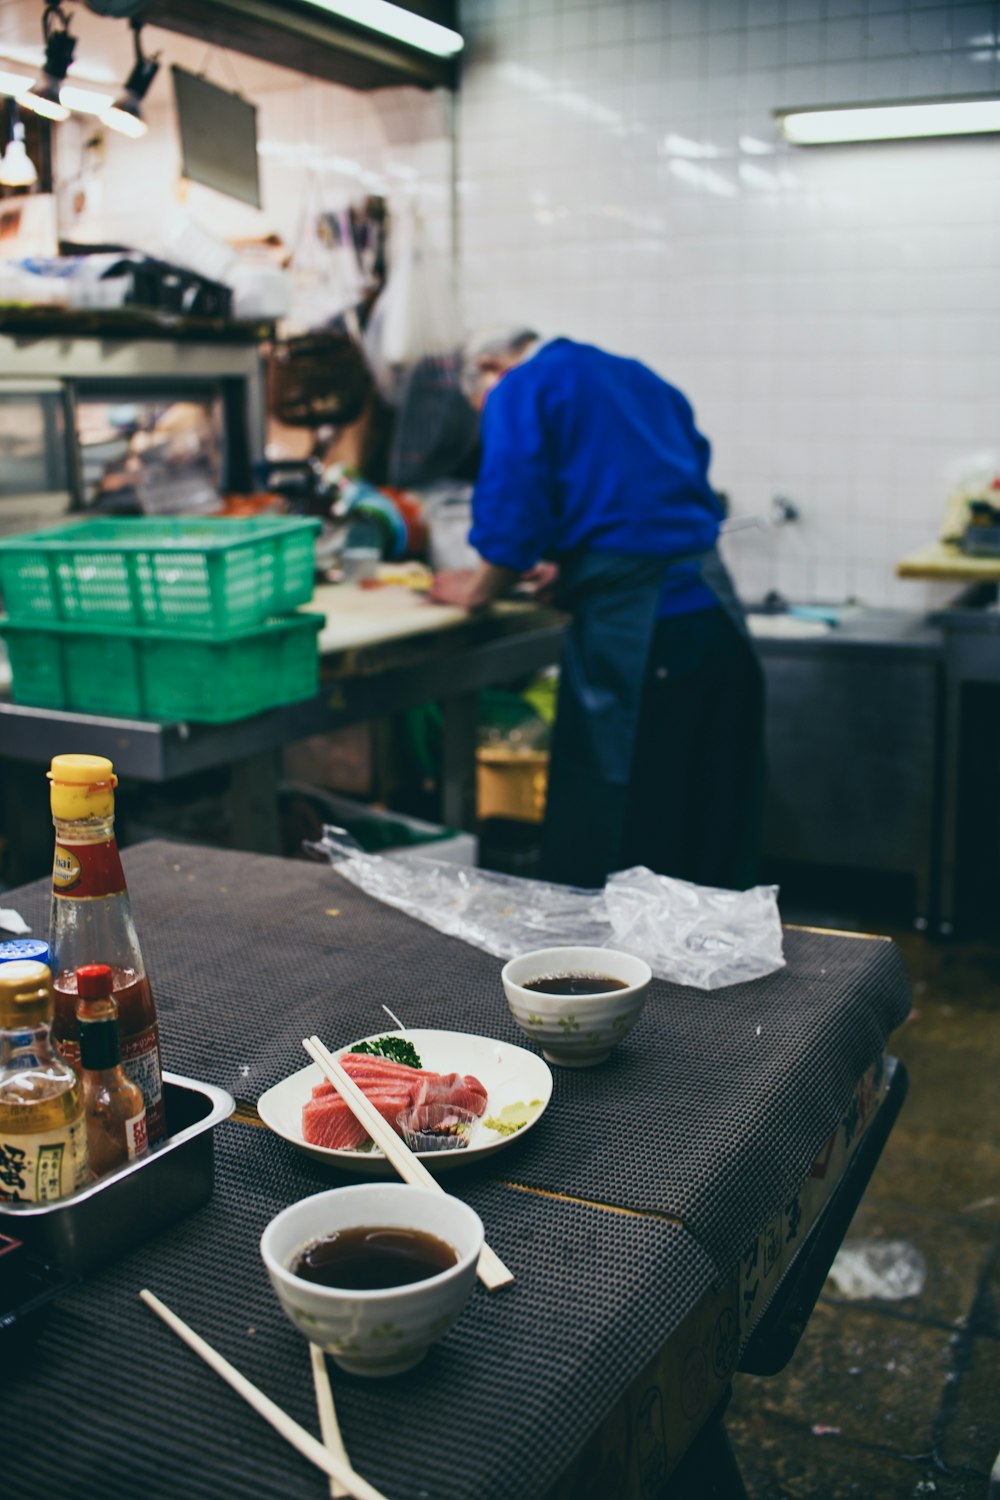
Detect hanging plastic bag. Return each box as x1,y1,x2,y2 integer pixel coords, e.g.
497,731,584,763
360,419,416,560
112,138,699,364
364,199,463,403
286,186,366,334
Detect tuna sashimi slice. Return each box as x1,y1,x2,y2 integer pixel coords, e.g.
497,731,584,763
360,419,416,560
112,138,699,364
311,1053,424,1099
309,1070,488,1117
302,1050,490,1148
421,1071,489,1116
302,1083,415,1150
302,1097,369,1151
342,1053,430,1077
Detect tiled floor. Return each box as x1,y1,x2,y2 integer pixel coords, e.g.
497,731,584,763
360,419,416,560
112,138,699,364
727,932,1000,1499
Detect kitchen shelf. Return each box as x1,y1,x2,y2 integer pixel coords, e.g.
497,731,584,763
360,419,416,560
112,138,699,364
0,306,274,345
896,540,1000,583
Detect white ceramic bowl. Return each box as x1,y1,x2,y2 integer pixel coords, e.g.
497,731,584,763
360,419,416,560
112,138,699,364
260,1183,484,1377
501,945,652,1067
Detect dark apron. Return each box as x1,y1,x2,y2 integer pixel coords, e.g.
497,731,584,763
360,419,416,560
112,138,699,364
539,545,749,887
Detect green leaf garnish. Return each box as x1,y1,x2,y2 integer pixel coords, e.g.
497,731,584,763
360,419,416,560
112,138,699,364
350,1035,422,1069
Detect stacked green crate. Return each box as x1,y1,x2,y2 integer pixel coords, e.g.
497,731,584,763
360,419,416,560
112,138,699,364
0,517,324,724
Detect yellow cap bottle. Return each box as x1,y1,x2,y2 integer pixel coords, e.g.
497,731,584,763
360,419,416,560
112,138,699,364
46,754,166,1147
48,754,118,821
0,961,89,1202
0,959,55,1028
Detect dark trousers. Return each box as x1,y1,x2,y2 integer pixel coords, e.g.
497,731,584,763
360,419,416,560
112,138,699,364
620,607,765,890
540,606,765,892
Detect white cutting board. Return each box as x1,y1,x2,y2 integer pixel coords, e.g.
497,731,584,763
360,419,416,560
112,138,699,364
313,582,467,654
313,584,546,655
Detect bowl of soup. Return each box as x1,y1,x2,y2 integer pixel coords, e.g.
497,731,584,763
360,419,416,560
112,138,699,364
260,1183,484,1376
501,945,652,1067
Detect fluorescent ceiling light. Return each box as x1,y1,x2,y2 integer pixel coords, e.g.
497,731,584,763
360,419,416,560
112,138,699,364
299,0,463,57
104,98,147,137
0,45,47,68
0,68,35,96
18,79,70,122
777,95,1000,145
60,85,114,115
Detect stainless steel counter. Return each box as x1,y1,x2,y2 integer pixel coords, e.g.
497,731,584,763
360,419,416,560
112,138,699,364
750,608,944,929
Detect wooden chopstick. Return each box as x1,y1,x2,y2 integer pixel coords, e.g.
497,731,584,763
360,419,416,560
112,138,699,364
302,1035,515,1291
311,1343,350,1500
140,1290,389,1500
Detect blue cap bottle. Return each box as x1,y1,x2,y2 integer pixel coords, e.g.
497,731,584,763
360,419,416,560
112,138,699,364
0,938,51,968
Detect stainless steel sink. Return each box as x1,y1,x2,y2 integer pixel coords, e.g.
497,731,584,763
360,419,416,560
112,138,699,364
747,614,833,640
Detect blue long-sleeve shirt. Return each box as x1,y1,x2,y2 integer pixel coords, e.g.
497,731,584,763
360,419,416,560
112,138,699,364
469,338,722,616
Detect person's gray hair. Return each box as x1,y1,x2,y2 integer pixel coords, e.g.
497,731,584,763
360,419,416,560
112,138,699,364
465,326,539,362
460,326,540,401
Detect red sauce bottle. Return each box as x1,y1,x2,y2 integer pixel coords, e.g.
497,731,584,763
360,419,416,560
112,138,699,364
47,755,165,1145
77,972,149,1177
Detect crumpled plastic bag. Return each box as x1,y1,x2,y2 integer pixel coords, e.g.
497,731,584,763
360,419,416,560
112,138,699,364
309,828,784,991
603,866,785,989
826,1240,927,1301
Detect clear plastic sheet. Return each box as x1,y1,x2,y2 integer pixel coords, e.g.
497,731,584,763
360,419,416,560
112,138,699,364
310,828,785,991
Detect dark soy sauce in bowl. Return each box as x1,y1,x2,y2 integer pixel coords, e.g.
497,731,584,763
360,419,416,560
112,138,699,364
291,1226,458,1290
524,974,629,996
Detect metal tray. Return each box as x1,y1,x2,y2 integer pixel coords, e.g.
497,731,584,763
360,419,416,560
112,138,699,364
0,1072,234,1275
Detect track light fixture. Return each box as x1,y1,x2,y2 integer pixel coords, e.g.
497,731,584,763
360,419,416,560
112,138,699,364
18,3,76,123
104,17,158,138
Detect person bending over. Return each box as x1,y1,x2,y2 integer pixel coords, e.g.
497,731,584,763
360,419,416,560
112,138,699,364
430,330,764,891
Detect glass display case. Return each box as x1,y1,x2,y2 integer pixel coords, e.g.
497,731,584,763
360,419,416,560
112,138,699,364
0,327,265,536
0,381,74,534
75,383,225,516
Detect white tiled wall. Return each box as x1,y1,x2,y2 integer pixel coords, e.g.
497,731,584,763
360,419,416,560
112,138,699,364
457,0,1000,609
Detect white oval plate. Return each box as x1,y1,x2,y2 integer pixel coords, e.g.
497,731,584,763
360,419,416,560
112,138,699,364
256,1029,553,1175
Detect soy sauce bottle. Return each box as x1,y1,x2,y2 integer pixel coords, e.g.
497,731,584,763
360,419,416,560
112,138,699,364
47,755,165,1145
78,990,148,1177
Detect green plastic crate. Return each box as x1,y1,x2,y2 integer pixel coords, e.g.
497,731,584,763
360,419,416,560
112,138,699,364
0,517,321,633
0,612,324,724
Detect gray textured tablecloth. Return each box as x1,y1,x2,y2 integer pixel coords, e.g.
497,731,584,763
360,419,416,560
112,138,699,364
5,840,911,1500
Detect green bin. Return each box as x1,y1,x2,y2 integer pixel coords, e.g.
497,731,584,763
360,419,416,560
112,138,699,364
0,516,321,633
0,612,325,724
